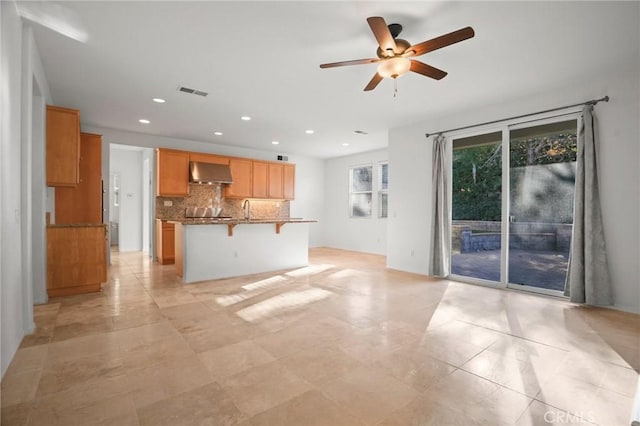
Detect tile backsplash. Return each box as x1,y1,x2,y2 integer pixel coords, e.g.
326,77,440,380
156,184,289,220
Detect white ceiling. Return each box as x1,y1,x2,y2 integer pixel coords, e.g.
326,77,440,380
24,1,638,159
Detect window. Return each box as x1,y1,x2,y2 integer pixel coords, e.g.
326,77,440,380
349,165,372,217
112,174,120,207
378,162,388,218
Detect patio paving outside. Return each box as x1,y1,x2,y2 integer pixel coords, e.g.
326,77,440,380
451,248,569,291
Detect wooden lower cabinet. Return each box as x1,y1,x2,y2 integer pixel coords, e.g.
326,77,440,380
156,220,175,264
47,225,107,297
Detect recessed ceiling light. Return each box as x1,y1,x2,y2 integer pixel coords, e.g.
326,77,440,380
241,116,251,121
305,130,314,134
152,98,166,103
353,130,368,135
139,119,150,124
342,143,350,146
272,141,280,145
214,132,223,136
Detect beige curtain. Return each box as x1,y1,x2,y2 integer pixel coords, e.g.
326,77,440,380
564,105,613,305
428,134,450,277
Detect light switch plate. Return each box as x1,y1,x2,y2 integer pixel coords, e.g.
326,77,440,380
163,200,173,207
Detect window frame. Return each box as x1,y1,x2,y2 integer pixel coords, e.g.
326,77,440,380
378,162,388,218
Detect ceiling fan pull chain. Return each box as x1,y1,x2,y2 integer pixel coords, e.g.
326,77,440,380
394,78,398,98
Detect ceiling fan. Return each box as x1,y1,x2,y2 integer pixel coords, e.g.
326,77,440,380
320,17,475,91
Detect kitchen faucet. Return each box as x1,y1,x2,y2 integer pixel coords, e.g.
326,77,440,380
242,199,251,220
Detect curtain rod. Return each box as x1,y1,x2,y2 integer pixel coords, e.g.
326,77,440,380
425,95,609,138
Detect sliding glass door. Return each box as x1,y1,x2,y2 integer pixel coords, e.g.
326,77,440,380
451,131,503,282
450,118,578,295
507,120,577,292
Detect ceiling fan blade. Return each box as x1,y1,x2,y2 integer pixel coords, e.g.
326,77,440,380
320,58,380,69
410,60,448,80
364,73,383,91
406,26,475,57
367,17,398,55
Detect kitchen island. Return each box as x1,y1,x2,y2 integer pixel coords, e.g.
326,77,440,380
171,218,316,283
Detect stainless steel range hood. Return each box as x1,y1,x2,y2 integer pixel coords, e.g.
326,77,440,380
189,161,233,184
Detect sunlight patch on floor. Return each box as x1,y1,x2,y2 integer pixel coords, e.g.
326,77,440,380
284,264,335,278
236,288,333,322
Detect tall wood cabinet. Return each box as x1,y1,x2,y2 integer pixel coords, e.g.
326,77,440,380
157,149,189,197
55,133,103,224
46,105,81,187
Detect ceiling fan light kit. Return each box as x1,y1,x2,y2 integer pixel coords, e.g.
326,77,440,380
320,16,475,92
377,57,411,79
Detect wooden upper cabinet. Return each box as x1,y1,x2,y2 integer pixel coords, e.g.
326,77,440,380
252,161,269,199
225,158,253,198
156,149,189,197
283,164,295,200
268,163,284,199
46,105,81,187
55,133,103,224
189,152,229,165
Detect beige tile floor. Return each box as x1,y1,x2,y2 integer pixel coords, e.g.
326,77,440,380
1,247,638,425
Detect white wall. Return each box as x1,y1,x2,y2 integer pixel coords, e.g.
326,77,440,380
388,61,640,313
110,147,143,252
85,126,326,248
22,26,50,307
323,149,388,255
1,0,26,377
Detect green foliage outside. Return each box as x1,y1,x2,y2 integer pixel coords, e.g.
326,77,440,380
452,133,577,222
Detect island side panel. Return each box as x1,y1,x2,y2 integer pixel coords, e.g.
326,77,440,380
174,222,184,277
182,223,309,283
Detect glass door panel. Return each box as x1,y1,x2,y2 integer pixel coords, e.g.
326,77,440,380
508,120,577,291
451,131,502,282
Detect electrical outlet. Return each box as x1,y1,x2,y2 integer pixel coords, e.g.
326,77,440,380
163,200,173,207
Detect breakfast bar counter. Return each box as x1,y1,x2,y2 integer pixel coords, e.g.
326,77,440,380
170,218,316,283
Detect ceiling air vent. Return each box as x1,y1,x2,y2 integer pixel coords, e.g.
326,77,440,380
177,86,208,97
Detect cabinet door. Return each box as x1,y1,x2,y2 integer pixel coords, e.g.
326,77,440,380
162,223,175,264
225,158,253,198
47,226,106,297
283,164,295,200
189,153,229,165
155,220,175,264
55,133,103,224
268,163,284,199
46,105,80,187
157,149,189,196
252,161,269,199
